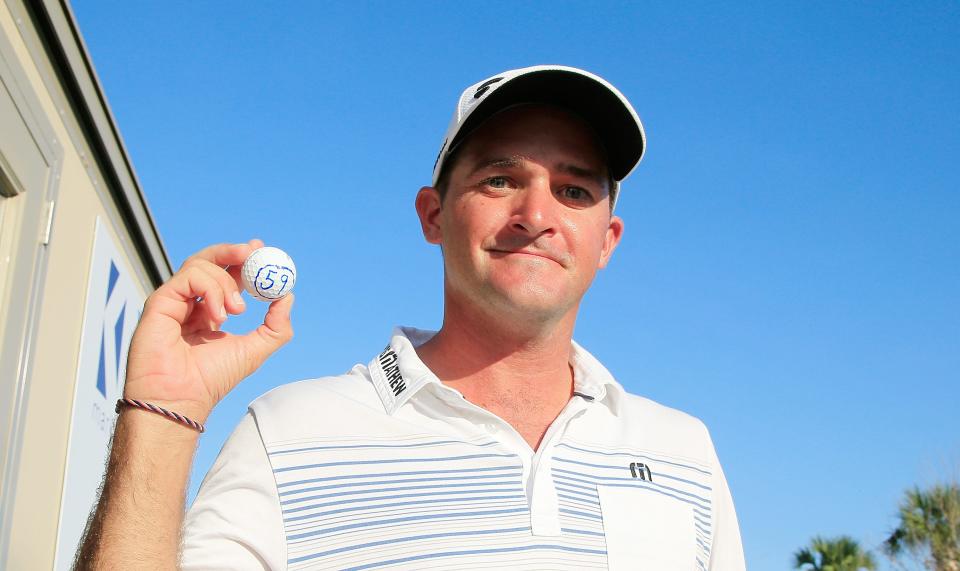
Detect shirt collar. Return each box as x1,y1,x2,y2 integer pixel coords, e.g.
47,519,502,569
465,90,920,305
569,339,625,416
368,326,625,416
367,326,439,415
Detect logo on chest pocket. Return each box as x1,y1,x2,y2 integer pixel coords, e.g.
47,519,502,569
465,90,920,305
629,462,653,481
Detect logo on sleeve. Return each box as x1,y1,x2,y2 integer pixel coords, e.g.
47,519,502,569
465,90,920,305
629,462,653,482
378,345,407,397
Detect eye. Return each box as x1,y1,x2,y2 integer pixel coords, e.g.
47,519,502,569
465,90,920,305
559,186,592,202
481,176,510,189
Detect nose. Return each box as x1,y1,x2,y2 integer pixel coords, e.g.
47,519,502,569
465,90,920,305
510,179,557,238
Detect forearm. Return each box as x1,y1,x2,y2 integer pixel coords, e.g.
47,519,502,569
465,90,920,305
75,407,200,570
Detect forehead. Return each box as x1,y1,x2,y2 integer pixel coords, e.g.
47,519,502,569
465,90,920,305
453,105,610,174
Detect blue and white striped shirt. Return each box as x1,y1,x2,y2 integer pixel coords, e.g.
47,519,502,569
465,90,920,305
182,327,745,570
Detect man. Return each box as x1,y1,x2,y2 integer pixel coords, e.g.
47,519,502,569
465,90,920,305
78,65,745,570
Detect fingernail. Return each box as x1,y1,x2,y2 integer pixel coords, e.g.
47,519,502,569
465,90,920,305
219,306,227,319
233,291,245,307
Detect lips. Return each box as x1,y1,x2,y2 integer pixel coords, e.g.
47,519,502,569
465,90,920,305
488,248,564,266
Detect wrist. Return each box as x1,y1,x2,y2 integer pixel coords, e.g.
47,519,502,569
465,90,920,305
116,396,210,442
116,405,202,450
119,390,212,423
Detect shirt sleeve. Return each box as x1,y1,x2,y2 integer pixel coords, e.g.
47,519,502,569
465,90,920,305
707,434,746,570
181,412,285,570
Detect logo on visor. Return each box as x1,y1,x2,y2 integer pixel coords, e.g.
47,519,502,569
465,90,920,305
378,345,407,397
473,77,503,99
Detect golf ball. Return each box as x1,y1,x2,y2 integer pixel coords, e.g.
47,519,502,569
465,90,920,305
241,247,296,301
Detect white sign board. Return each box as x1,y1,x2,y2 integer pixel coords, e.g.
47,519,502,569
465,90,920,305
54,218,145,569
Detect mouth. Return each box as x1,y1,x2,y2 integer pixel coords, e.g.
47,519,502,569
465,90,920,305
488,248,564,266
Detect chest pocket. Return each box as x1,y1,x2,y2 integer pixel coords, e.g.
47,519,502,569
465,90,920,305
598,485,696,570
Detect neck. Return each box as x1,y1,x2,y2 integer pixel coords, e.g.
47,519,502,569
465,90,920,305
416,293,579,450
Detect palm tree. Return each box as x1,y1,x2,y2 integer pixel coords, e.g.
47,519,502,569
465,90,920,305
885,483,960,571
794,535,877,571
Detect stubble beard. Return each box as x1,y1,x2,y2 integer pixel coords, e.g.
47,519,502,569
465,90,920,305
450,267,581,336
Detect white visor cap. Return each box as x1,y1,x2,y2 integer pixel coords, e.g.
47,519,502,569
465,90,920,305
431,65,646,205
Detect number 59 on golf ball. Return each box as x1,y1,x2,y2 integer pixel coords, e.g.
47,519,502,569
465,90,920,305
241,247,297,302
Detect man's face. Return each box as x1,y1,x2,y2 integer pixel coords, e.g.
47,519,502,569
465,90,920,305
417,105,624,323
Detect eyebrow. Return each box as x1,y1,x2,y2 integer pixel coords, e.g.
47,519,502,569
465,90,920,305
467,156,526,177
557,162,605,186
468,156,606,186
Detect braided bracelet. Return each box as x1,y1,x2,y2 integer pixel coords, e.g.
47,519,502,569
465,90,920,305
115,398,205,433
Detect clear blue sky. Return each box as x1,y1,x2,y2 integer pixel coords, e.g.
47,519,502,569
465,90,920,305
73,2,959,568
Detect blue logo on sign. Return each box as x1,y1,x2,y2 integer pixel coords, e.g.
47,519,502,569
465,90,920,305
95,261,129,397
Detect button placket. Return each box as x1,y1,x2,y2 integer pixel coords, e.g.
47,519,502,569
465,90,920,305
528,398,590,536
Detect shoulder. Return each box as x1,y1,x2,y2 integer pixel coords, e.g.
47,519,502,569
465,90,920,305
251,363,372,405
605,388,717,466
619,391,709,435
247,364,386,443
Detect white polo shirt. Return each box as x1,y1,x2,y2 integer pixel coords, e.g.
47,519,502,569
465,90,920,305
182,327,745,570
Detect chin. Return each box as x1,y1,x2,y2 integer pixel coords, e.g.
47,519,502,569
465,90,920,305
487,282,576,319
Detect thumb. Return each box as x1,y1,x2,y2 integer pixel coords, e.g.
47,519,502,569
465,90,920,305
239,293,294,374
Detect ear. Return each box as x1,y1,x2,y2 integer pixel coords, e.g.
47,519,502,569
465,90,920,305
415,186,444,245
597,214,624,269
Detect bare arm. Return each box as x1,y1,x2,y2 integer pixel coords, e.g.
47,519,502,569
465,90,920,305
74,240,294,569
74,406,199,568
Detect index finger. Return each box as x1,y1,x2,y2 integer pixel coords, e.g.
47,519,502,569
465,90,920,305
182,239,263,269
